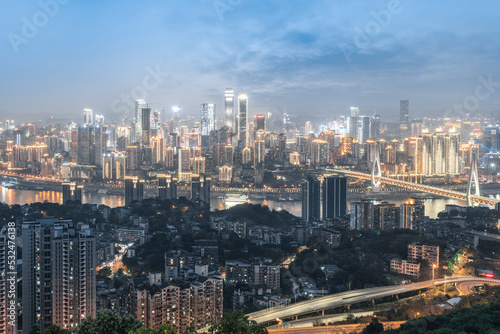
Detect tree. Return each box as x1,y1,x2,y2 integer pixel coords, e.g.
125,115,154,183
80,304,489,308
41,325,71,334
97,267,112,279
208,310,268,334
78,309,143,334
129,324,178,334
361,318,384,334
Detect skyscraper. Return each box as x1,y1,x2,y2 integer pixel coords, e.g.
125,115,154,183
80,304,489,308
348,107,359,139
125,176,144,205
400,198,425,229
135,100,148,138
62,181,83,203
301,177,321,222
22,218,96,332
83,108,93,126
224,89,235,132
254,114,265,131
141,107,151,145
158,174,177,200
238,94,248,148
400,100,409,131
201,103,216,149
322,176,347,219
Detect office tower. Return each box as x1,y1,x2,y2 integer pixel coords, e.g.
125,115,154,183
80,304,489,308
83,108,93,126
191,175,210,207
93,125,107,166
370,113,380,139
224,88,235,132
322,176,347,219
301,177,321,222
400,100,409,131
94,113,104,126
158,174,177,200
359,116,370,144
254,114,265,131
151,109,161,132
178,148,191,173
125,176,144,205
141,107,151,145
348,107,359,139
237,94,248,148
70,127,78,163
135,100,148,137
62,181,83,203
254,140,265,167
201,103,216,150
400,199,425,229
77,126,92,165
22,219,96,332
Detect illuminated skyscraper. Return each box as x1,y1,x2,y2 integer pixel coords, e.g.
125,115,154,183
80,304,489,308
238,94,248,148
62,181,83,203
125,176,144,205
254,114,265,131
201,103,216,149
158,174,177,200
224,89,235,132
400,199,424,229
141,107,151,145
253,140,265,166
83,108,93,126
135,100,148,138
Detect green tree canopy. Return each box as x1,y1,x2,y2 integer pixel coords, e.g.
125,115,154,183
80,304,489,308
208,310,267,334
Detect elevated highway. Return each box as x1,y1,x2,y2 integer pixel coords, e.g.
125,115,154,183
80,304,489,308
246,277,500,325
327,168,500,207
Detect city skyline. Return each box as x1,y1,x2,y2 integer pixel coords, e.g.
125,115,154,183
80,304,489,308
2,1,500,121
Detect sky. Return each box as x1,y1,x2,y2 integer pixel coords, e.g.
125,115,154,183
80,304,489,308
1,0,500,123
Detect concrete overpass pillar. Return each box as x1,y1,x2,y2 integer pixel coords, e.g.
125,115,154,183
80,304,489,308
321,310,325,316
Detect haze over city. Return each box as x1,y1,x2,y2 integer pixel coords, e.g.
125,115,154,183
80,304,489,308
2,0,500,120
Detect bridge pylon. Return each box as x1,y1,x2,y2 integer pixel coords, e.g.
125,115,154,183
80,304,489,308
371,144,382,192
466,152,480,207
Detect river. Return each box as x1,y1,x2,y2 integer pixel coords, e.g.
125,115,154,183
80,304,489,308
0,185,468,218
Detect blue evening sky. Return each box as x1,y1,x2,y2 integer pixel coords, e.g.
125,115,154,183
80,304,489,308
1,0,500,122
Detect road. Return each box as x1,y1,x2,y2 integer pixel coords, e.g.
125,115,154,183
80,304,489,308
469,231,500,242
247,277,500,324
457,280,500,295
267,321,406,333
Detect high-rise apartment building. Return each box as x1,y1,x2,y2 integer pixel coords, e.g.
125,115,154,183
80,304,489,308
254,114,265,131
22,219,96,332
400,199,425,230
422,132,460,176
62,181,83,203
301,177,321,222
125,176,144,205
224,89,235,132
322,176,347,219
158,174,177,200
134,277,223,333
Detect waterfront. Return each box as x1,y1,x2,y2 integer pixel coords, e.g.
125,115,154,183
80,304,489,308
0,185,468,218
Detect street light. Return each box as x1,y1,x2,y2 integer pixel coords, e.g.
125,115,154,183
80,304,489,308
432,264,436,281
